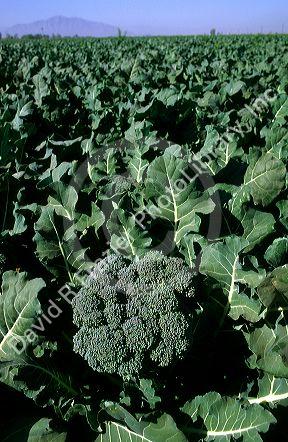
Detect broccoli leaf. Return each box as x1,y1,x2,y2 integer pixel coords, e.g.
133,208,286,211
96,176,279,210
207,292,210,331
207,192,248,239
28,418,67,442
146,153,215,244
200,236,263,322
98,414,186,442
248,374,288,407
0,271,45,362
181,392,276,441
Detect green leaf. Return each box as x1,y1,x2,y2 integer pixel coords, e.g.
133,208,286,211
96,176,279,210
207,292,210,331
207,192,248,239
200,237,261,299
38,162,72,188
33,232,60,261
272,96,288,126
179,234,207,269
244,153,286,207
182,392,276,441
257,265,288,308
146,154,215,244
76,203,105,236
49,137,82,148
12,101,33,131
34,207,63,262
0,271,45,362
277,200,288,231
228,291,262,323
88,148,118,182
97,414,186,442
12,202,27,235
28,418,67,442
245,323,288,378
224,80,245,96
200,237,263,322
156,87,180,106
107,208,151,257
230,153,286,218
264,127,288,159
248,374,288,407
33,74,50,107
0,351,78,409
139,379,161,409
241,209,275,252
34,207,86,281
128,147,149,183
48,183,78,221
101,402,145,435
265,238,288,267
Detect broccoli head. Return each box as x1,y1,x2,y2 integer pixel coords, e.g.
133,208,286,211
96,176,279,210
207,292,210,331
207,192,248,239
72,251,196,378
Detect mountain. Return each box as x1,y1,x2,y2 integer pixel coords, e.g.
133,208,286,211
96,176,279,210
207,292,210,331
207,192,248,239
3,16,123,37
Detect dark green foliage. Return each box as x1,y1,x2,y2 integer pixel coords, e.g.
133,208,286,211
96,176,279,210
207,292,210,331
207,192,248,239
0,34,288,441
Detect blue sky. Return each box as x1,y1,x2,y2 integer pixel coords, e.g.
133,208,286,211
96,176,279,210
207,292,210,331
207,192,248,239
0,0,287,34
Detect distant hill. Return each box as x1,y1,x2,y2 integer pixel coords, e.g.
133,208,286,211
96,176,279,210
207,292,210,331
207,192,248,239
2,16,124,37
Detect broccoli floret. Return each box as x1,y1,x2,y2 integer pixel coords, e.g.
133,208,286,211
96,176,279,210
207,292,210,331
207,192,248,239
74,325,127,374
107,174,133,195
72,251,196,379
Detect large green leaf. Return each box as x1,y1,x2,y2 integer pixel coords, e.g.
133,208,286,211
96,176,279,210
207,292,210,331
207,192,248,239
257,265,288,308
34,206,69,262
75,203,105,237
224,80,245,96
33,72,50,107
12,101,33,131
179,234,207,269
28,418,67,442
146,153,215,244
97,414,186,442
272,96,288,126
0,271,45,362
128,146,149,183
200,236,263,322
248,374,288,407
230,153,286,218
139,378,161,409
245,153,286,206
48,183,78,221
182,392,276,441
245,323,288,378
34,206,89,281
264,127,288,159
107,208,152,257
88,148,118,182
241,209,275,252
264,238,288,267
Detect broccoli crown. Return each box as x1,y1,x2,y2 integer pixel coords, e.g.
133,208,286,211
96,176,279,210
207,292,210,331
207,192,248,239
108,174,133,195
72,251,196,378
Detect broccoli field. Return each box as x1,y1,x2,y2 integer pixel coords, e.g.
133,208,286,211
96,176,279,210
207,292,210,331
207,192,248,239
0,34,288,440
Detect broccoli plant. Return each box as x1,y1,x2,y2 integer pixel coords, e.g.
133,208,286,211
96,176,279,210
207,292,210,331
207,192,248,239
72,251,196,378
